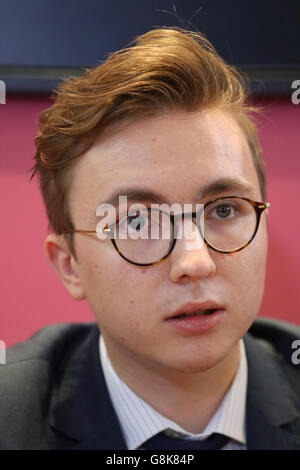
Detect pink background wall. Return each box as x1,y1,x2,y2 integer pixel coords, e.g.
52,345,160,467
0,95,299,347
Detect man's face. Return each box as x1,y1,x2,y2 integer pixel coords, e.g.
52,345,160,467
66,108,268,373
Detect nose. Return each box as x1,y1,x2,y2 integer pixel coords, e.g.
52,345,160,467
169,217,216,283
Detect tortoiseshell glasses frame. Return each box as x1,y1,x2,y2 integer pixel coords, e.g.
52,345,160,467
60,196,271,267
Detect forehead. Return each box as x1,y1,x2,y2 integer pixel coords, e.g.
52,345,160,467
69,109,261,223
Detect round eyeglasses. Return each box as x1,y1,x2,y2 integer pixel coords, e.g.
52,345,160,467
61,196,270,267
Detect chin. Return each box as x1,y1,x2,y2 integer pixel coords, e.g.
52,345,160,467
163,354,223,373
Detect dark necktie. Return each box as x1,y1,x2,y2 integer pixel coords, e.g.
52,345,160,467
142,431,231,450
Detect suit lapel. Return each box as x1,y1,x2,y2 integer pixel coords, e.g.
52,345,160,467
48,324,127,449
48,322,300,450
244,332,300,449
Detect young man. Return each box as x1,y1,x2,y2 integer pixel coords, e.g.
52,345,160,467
1,27,300,450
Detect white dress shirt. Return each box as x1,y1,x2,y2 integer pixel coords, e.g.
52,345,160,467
99,335,247,450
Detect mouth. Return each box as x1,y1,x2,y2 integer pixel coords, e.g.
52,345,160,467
164,303,225,333
166,301,224,321
172,309,218,319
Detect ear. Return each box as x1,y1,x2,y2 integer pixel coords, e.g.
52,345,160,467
44,233,86,301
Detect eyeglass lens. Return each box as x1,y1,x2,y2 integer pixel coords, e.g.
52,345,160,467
111,198,259,264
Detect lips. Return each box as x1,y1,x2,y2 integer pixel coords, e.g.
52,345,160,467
166,301,224,320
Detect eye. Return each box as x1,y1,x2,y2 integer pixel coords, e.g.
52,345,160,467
206,200,241,220
127,213,146,232
215,204,234,218
118,210,148,233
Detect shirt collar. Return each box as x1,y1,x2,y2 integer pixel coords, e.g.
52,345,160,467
99,335,247,450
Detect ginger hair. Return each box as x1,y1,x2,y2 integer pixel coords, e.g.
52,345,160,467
29,26,266,260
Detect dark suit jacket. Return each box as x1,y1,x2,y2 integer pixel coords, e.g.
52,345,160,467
1,317,300,450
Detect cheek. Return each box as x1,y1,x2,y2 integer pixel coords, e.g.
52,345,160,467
221,226,268,317
236,255,266,302
77,242,159,323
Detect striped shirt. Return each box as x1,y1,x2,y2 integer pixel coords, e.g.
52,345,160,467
99,335,247,450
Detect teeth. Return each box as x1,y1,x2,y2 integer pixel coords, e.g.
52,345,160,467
175,309,215,319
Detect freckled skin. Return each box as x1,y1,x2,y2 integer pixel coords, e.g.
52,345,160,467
46,108,268,431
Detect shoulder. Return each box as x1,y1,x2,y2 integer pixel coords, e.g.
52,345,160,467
246,316,300,395
3,321,98,364
248,316,300,363
0,322,99,449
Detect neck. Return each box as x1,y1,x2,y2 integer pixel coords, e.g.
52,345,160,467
102,334,241,434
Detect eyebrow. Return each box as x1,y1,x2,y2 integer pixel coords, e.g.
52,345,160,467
93,177,258,219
